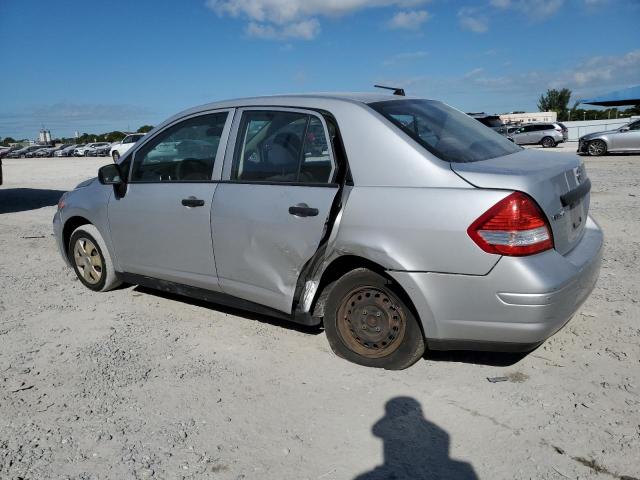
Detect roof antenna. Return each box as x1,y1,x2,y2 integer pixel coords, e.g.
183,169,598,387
374,85,406,96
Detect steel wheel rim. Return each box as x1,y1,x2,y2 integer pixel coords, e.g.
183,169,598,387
588,141,604,155
73,237,103,285
336,287,407,359
543,138,553,147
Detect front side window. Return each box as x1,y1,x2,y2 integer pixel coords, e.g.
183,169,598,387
232,110,334,183
131,112,228,182
628,121,640,131
370,100,521,163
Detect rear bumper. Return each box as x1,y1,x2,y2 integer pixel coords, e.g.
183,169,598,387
389,216,603,350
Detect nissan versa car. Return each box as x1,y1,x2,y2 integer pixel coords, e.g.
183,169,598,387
53,93,602,369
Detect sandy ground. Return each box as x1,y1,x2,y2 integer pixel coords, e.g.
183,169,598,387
0,150,638,480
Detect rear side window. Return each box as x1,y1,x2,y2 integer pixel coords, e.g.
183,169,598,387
232,110,334,184
370,100,521,163
131,112,228,182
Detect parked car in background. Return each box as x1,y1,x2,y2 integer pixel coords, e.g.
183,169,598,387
0,145,20,158
109,133,145,161
578,119,640,156
554,122,569,142
35,147,55,157
26,147,52,158
509,123,564,147
8,145,48,158
497,126,520,137
56,144,82,157
93,144,112,156
54,93,602,369
75,143,109,157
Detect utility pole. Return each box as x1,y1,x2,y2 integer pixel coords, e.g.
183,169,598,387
583,111,586,121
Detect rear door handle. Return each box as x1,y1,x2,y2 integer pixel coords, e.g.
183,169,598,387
289,203,319,217
182,197,205,207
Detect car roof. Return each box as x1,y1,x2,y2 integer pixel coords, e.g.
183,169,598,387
154,92,423,132
177,92,419,115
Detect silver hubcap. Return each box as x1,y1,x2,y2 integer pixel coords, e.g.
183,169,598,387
73,237,103,285
588,141,605,155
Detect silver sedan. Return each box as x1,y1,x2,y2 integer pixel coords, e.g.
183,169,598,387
578,119,640,156
53,93,602,369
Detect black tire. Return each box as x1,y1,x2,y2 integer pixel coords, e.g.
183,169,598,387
587,139,607,156
112,151,120,162
322,268,425,370
541,136,556,148
69,224,122,292
84,150,91,157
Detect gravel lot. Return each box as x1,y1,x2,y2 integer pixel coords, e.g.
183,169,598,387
1,150,639,480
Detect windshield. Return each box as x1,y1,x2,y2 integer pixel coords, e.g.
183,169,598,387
369,99,521,163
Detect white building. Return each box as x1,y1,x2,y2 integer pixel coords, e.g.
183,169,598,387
499,111,557,125
38,129,52,144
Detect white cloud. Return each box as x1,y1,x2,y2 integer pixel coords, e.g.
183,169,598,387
206,0,430,39
457,8,488,33
388,9,430,29
246,19,320,40
377,49,640,111
566,49,640,88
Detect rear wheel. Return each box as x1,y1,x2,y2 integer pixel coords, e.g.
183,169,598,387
323,268,425,370
112,151,120,162
541,136,556,148
69,224,121,292
587,139,607,156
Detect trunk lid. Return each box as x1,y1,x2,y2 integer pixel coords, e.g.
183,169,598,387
452,149,590,255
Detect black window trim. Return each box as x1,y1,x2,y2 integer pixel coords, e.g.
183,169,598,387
222,106,338,186
127,109,233,184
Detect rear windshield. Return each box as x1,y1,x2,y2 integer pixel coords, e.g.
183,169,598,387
369,99,521,163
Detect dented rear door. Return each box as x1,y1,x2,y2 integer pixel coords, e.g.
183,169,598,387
211,183,337,313
211,107,339,314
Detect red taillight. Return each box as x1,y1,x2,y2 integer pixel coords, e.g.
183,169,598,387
467,192,553,256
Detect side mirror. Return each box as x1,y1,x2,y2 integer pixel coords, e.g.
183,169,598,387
98,163,124,185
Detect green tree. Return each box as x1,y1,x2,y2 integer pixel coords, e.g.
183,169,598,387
538,88,572,121
2,137,17,146
137,125,154,133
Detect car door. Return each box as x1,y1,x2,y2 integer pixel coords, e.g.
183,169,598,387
108,110,233,291
612,120,640,151
513,125,532,144
211,108,340,313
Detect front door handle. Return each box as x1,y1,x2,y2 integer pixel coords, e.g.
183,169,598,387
182,197,205,207
289,203,319,217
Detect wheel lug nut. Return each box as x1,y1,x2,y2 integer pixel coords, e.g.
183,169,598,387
376,312,381,317
362,325,367,330
375,327,381,332
362,310,367,315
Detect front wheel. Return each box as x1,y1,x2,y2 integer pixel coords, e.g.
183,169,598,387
587,139,607,156
541,136,556,148
69,224,122,292
323,268,425,370
112,151,119,162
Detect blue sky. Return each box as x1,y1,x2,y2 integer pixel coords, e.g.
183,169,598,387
1,0,638,139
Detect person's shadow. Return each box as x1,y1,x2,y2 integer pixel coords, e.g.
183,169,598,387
355,397,478,480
